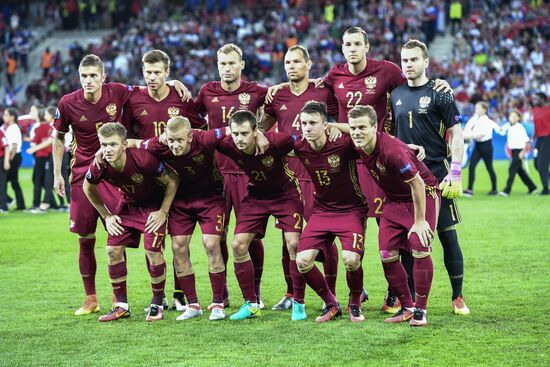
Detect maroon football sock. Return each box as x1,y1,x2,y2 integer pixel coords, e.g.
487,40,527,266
413,256,434,310
78,238,96,295
177,273,198,304
290,260,306,303
282,244,293,296
234,259,257,302
302,265,337,307
108,261,127,303
209,272,226,304
382,260,414,309
149,262,166,306
322,243,339,296
249,239,264,297
173,262,182,292
346,266,364,307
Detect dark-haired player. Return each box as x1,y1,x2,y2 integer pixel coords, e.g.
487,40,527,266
292,101,368,323
216,110,303,320
391,39,469,315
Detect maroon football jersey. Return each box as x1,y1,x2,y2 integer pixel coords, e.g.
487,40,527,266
324,60,406,133
356,132,438,202
264,83,339,181
196,81,268,174
123,86,206,139
293,134,367,213
142,129,225,199
54,83,137,185
85,148,166,211
217,132,299,198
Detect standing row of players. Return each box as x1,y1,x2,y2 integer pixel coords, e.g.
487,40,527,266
52,27,469,325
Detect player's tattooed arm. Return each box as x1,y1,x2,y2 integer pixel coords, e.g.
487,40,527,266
52,130,67,197
433,79,453,94
448,124,464,166
406,173,434,247
259,113,277,132
148,168,179,233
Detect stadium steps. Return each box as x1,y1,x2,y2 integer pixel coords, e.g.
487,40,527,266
8,29,112,105
428,33,454,63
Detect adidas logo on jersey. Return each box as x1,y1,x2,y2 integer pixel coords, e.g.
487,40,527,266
140,110,148,116
79,115,87,121
338,83,344,89
280,105,287,111
212,97,219,102
396,99,402,105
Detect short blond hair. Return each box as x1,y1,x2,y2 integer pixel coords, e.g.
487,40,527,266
348,105,377,126
166,116,191,132
217,43,243,60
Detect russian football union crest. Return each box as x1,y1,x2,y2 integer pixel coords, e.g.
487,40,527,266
376,160,387,175
419,96,431,109
364,76,377,91
239,93,251,106
261,155,275,168
168,107,180,118
192,154,205,163
131,173,144,184
106,103,117,118
328,154,340,168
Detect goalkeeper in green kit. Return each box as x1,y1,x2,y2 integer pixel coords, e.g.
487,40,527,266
390,39,469,315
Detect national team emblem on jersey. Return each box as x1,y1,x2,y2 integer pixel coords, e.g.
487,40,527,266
419,96,431,109
328,154,340,168
106,103,117,118
168,107,180,118
376,160,387,175
54,108,60,120
192,154,205,163
261,155,275,168
364,76,377,91
303,158,310,166
239,93,251,106
131,173,144,184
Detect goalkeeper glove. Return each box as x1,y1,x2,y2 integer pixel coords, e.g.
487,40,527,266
439,161,462,199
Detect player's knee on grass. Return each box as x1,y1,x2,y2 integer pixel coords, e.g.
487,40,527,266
106,246,125,265
296,250,317,273
342,251,361,271
379,249,400,263
146,250,165,266
412,250,431,259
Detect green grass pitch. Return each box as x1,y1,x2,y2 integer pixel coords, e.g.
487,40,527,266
1,161,549,366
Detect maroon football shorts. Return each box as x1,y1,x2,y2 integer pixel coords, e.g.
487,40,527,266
106,203,166,252
378,189,441,255
168,194,226,236
69,182,121,235
275,177,313,230
234,193,304,239
222,173,249,226
357,163,385,218
298,209,367,256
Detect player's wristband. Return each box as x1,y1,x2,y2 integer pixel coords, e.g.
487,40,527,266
450,161,461,180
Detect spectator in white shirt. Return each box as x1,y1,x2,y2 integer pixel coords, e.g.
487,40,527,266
1,108,26,209
462,102,500,196
499,110,537,196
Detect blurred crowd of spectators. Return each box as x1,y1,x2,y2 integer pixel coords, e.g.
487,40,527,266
4,0,550,124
